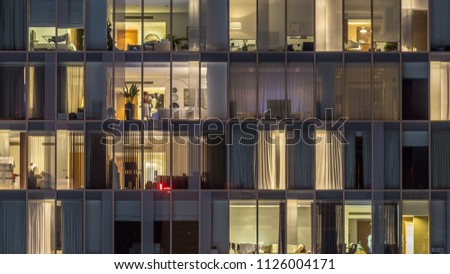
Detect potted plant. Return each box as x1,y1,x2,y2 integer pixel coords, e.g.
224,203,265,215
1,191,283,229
121,84,140,120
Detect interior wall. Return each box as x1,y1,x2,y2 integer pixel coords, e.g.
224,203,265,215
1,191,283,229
229,205,256,244
296,206,312,250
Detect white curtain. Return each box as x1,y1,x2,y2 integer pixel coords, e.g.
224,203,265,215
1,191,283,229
28,134,55,189
258,63,285,117
230,62,257,118
430,62,450,120
287,62,314,119
27,200,55,254
67,66,84,114
172,135,199,188
61,200,83,254
257,131,286,190
315,131,343,190
344,63,371,120
0,200,26,253
373,63,400,120
315,0,342,51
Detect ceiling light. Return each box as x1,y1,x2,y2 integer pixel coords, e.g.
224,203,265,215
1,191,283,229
230,22,242,30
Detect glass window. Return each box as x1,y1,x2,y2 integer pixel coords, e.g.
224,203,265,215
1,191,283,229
172,132,200,190
28,130,56,190
315,57,343,120
229,61,257,119
230,0,257,51
258,61,285,118
143,191,170,254
172,192,199,253
143,130,169,190
115,0,142,51
29,0,56,51
0,128,26,190
0,63,26,119
114,130,142,190
344,60,372,120
286,0,314,51
315,130,344,190
56,130,84,189
344,202,372,254
57,192,83,253
402,201,429,254
345,125,372,190
257,131,286,190
373,0,400,52
27,195,56,253
200,0,228,51
402,0,428,51
57,0,85,51
57,63,84,120
0,0,26,50
344,0,371,52
402,62,428,120
287,61,314,120
258,0,285,51
373,198,399,253
287,130,313,189
201,130,227,189
85,53,113,120
430,61,450,121
200,192,228,253
114,192,141,254
286,199,312,253
143,0,171,52
384,127,400,189
316,0,342,51
430,0,450,51
85,191,113,253
177,0,200,52
229,194,257,253
373,59,400,120
29,58,56,120
201,62,227,119
172,62,200,120
431,130,450,189
143,62,170,120
230,126,256,189
85,125,114,189
316,201,344,254
402,131,429,189
430,199,447,253
258,199,284,253
115,61,142,121
0,194,26,253
86,0,112,50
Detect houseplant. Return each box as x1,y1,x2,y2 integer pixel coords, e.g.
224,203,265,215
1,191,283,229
121,84,140,120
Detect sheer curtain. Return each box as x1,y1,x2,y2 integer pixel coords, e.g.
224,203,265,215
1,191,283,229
373,63,400,120
287,131,313,189
316,201,343,254
29,66,46,119
0,200,26,253
61,200,83,254
230,129,255,189
28,134,55,189
229,62,257,119
0,66,26,119
172,135,200,189
27,200,55,254
344,63,371,120
430,62,450,120
0,0,26,50
383,202,398,254
432,131,450,189
258,63,285,117
257,131,286,190
315,62,343,119
58,66,84,114
315,0,342,51
287,62,313,119
384,131,400,189
315,131,343,190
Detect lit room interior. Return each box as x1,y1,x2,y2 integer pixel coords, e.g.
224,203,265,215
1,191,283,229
344,203,372,254
229,0,257,51
345,20,371,51
0,130,25,190
402,200,429,254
